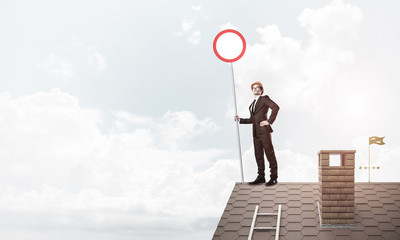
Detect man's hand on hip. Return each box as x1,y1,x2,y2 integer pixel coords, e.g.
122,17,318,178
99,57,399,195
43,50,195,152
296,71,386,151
260,120,270,126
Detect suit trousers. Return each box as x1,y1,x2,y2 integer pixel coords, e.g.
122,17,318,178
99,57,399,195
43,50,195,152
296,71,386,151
253,133,278,180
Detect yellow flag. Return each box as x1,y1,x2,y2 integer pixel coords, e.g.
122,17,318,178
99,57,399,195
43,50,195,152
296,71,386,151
369,136,385,145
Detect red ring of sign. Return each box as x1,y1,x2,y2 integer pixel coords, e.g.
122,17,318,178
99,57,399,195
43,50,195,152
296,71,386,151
213,29,246,63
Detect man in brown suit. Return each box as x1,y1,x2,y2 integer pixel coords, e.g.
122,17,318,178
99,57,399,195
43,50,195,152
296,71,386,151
234,81,280,186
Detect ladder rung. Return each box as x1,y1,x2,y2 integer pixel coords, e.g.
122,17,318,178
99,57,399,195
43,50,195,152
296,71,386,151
258,213,278,216
254,227,276,230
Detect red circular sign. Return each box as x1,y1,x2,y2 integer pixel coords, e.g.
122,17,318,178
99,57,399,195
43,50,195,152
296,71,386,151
213,29,246,62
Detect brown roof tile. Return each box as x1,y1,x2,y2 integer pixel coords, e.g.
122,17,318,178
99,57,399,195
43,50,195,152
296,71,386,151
238,227,250,236
236,236,249,240
331,228,351,236
366,194,381,201
302,236,319,240
218,231,239,240
287,200,302,208
285,231,303,239
358,210,374,219
300,204,316,211
380,197,395,204
276,185,289,192
230,207,246,215
301,226,319,236
384,204,399,211
388,189,400,195
301,218,318,227
288,189,301,195
301,211,317,219
248,198,262,204
356,197,368,204
286,222,303,231
224,222,241,231
213,182,400,239
335,236,352,240
249,191,263,198
392,218,400,226
363,226,383,236
240,218,252,226
387,211,400,220
381,231,400,239
349,230,368,239
377,222,396,231
316,230,335,239
374,214,391,223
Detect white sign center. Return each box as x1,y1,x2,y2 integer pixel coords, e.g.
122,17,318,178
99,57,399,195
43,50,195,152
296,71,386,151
215,32,245,60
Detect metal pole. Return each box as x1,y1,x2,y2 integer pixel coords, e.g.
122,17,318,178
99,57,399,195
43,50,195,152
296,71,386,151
368,144,370,183
230,62,244,183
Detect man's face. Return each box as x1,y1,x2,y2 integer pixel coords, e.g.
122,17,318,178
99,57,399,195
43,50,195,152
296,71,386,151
252,84,262,96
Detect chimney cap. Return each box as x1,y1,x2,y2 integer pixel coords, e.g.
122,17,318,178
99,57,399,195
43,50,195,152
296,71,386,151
318,150,356,155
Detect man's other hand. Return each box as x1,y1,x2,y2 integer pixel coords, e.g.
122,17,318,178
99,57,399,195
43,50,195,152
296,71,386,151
234,115,240,121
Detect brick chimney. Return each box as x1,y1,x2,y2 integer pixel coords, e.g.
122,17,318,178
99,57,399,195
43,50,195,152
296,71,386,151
318,150,356,226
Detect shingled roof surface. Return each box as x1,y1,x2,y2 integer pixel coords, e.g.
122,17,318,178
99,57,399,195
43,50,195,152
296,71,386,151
213,183,400,240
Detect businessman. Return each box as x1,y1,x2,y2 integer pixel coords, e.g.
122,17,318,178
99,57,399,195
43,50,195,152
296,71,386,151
234,81,280,186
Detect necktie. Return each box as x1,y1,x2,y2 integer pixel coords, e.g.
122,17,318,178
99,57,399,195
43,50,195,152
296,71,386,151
251,100,256,113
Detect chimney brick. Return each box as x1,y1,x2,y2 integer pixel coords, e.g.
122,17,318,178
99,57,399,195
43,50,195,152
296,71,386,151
318,150,356,226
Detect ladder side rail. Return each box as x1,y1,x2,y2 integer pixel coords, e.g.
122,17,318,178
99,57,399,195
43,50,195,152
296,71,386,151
248,205,259,240
275,204,282,240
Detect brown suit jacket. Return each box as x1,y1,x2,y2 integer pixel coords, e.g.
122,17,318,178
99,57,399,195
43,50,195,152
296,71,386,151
239,95,280,136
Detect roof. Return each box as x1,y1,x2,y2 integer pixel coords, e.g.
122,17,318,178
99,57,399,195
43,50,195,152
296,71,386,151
213,182,400,240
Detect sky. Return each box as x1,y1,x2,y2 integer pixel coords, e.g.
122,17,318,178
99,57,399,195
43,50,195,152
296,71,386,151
0,0,400,239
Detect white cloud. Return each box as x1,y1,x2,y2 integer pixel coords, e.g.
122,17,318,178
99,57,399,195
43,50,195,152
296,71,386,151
114,110,153,125
0,87,398,240
112,110,218,150
181,18,194,32
191,5,202,11
87,48,107,73
158,110,218,150
37,54,74,80
38,38,107,79
219,22,238,30
71,34,84,47
69,34,108,74
9,163,35,176
299,0,363,51
177,19,202,45
187,30,201,45
176,5,208,45
0,89,231,239
234,0,363,119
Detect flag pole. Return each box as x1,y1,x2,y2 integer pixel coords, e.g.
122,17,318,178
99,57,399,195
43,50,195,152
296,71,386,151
368,143,370,183
230,62,244,184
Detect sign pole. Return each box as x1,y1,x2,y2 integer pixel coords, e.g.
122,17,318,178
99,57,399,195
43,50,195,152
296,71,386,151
213,29,246,184
230,62,244,183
